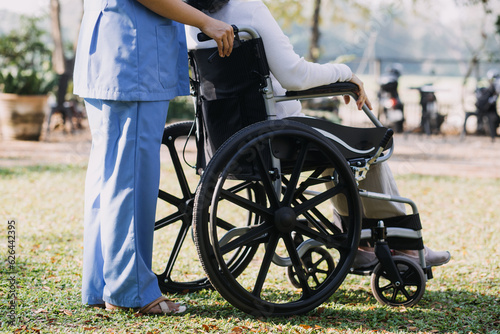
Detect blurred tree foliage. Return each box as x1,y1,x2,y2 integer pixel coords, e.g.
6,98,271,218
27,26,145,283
263,0,499,64
166,96,195,123
0,16,56,95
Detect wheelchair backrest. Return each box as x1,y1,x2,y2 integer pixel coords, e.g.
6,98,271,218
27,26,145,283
189,36,270,170
189,27,393,174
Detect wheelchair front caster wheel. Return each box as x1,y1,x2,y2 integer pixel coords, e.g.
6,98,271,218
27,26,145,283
287,246,335,289
370,255,426,307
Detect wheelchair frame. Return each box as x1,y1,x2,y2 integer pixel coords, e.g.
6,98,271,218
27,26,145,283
153,26,431,316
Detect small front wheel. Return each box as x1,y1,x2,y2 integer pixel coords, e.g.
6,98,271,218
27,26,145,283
370,255,426,307
287,246,335,289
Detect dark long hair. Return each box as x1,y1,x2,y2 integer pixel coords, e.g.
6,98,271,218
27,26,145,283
184,0,230,13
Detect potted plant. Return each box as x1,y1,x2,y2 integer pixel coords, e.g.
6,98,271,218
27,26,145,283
0,16,56,141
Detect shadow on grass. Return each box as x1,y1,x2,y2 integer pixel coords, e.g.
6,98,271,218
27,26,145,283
183,289,500,333
6,285,499,333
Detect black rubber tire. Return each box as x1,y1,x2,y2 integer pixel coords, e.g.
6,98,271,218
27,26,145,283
370,255,426,307
193,119,362,316
154,121,266,293
154,121,209,293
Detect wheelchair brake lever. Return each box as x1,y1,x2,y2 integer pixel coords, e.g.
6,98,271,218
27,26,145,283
207,51,218,63
378,128,394,149
368,128,394,165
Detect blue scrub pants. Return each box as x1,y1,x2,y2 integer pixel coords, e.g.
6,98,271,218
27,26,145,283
82,99,169,308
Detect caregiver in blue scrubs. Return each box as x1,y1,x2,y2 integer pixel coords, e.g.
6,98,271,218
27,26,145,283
73,0,233,315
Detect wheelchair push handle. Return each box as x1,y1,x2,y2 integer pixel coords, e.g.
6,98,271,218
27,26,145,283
197,25,261,42
197,24,240,42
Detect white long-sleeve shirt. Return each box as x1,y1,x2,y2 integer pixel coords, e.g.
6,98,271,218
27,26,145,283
185,0,353,118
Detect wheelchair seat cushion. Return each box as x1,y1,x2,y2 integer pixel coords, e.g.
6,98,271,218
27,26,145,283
285,116,391,160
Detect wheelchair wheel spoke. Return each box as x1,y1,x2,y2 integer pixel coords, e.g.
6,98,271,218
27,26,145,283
252,147,280,208
165,140,194,200
295,224,329,243
252,232,280,297
313,254,329,270
154,211,186,230
293,168,326,197
158,189,183,207
220,189,271,219
316,268,330,275
295,202,342,236
400,286,412,300
224,180,258,194
390,289,400,303
282,141,309,206
401,267,420,285
283,233,312,296
293,185,344,217
219,223,272,256
213,216,237,232
295,223,348,251
174,167,192,200
379,282,394,293
160,219,190,278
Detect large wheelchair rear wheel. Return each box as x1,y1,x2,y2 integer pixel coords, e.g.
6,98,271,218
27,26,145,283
154,121,265,293
153,121,209,293
193,120,362,316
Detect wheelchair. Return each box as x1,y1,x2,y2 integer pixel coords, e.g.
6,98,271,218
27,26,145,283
153,26,432,316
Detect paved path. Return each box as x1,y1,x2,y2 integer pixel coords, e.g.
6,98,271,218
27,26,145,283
1,126,500,178
387,133,500,178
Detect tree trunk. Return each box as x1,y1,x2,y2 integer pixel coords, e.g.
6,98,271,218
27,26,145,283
49,0,82,129
308,0,321,63
50,0,65,75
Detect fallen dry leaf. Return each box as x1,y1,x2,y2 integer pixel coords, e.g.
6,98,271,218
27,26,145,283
62,309,73,316
34,308,48,314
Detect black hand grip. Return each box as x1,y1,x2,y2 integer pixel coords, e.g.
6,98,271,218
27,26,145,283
197,32,211,42
197,25,239,42
379,128,394,149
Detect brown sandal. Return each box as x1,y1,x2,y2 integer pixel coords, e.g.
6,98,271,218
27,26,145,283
137,296,186,315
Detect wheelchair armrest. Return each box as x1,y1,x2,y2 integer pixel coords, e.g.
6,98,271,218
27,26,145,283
285,82,359,98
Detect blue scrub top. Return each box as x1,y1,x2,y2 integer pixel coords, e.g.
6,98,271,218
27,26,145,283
73,0,190,101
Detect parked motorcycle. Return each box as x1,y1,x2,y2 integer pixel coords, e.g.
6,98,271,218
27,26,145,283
378,65,404,133
468,70,500,139
411,84,445,135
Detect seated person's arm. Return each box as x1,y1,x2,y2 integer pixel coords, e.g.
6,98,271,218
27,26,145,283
249,2,371,109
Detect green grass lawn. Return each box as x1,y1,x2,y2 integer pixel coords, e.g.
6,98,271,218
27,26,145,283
0,164,499,333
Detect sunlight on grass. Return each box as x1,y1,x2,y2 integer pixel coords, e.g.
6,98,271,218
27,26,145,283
0,164,499,333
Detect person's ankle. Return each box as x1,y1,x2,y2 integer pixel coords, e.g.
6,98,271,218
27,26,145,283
397,249,418,257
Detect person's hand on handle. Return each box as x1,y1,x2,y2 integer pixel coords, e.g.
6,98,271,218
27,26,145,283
199,18,234,57
343,74,373,110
